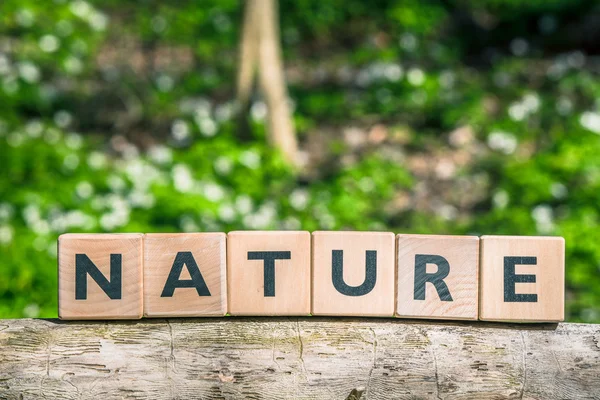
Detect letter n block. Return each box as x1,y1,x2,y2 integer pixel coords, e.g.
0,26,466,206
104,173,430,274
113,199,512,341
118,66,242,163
227,231,311,316
312,231,395,317
479,235,565,322
143,233,227,317
58,234,143,320
396,234,479,320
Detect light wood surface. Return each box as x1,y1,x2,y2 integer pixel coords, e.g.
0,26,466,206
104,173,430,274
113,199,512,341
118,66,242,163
58,234,143,320
479,235,565,322
227,231,311,316
1,318,598,399
143,233,227,317
312,231,395,317
396,234,479,320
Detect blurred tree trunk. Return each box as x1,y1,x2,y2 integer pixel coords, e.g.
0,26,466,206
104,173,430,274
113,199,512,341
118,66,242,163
237,0,298,164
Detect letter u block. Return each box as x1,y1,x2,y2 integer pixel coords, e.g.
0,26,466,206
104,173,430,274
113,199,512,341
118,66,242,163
479,235,564,322
58,234,143,320
143,233,227,317
312,231,395,317
396,234,479,320
227,231,311,316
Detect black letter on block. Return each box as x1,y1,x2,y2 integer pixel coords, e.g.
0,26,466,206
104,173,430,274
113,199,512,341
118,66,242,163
414,254,453,301
504,256,538,302
331,250,377,296
247,251,291,297
161,251,211,297
75,254,122,300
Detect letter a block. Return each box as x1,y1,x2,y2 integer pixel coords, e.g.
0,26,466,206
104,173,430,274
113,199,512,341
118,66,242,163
396,235,479,320
227,231,311,316
58,234,143,320
479,236,564,322
143,233,227,317
312,231,395,317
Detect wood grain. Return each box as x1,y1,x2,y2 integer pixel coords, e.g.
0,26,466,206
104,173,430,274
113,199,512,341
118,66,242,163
58,233,143,320
0,319,599,399
479,235,565,322
143,233,227,317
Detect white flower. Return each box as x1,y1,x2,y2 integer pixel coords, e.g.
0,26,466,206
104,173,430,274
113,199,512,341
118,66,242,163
18,62,40,83
488,131,517,154
172,164,195,193
148,145,173,165
64,56,83,75
16,9,35,27
240,150,261,169
66,133,83,149
384,63,403,82
532,204,554,234
289,189,309,210
203,182,225,202
510,38,529,56
156,75,174,92
63,154,80,170
196,116,217,137
407,68,425,86
0,225,14,245
89,12,108,31
0,203,15,220
54,110,73,128
25,120,43,138
76,181,94,199
39,35,60,53
88,151,107,169
218,204,236,222
250,101,267,121
580,111,600,134
23,304,40,318
214,156,233,175
235,195,253,214
171,120,190,141
493,190,509,209
0,54,10,76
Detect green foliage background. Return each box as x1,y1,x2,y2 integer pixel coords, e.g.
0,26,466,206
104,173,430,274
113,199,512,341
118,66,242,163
0,0,599,321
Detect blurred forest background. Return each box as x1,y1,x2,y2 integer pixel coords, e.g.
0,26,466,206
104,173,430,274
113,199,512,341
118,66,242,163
0,0,599,321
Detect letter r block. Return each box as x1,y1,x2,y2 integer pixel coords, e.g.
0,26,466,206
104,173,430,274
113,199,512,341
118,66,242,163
227,231,311,316
58,234,143,320
396,234,479,320
143,233,227,317
312,231,395,317
479,236,564,322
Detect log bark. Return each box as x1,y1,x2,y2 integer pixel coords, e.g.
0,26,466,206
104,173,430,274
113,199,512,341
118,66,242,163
0,318,599,399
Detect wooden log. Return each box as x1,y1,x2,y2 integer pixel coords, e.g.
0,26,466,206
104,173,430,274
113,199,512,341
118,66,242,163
0,318,599,399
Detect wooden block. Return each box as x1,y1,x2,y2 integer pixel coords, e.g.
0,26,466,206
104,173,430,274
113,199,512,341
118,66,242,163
58,233,143,320
311,231,395,317
396,234,479,320
143,233,227,317
479,235,565,322
227,231,310,316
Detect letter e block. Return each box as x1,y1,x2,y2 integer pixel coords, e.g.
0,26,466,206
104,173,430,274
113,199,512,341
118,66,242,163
58,234,143,320
227,231,310,316
479,235,564,322
143,233,227,317
312,231,395,317
396,234,479,320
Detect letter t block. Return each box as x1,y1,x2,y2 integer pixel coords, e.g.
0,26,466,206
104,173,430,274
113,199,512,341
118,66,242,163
58,234,143,320
227,231,311,316
479,235,565,322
